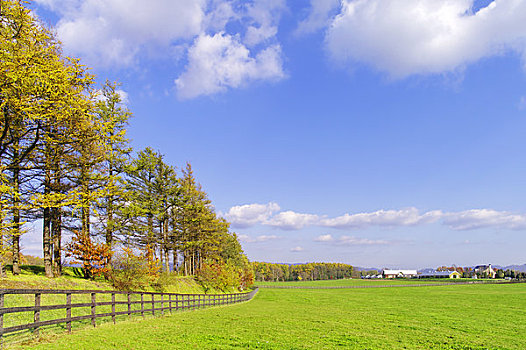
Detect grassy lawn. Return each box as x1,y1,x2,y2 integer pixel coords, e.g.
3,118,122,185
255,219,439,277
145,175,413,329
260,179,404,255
255,278,494,287
18,282,526,349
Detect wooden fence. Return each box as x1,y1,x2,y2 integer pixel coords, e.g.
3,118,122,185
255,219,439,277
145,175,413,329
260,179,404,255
0,288,258,341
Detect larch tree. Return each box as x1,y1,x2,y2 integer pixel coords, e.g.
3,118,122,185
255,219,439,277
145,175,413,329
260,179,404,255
93,81,132,250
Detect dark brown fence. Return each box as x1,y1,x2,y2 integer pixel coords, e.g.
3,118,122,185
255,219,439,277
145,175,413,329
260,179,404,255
0,288,258,341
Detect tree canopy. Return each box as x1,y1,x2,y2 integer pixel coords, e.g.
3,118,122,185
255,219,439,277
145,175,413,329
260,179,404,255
0,0,252,290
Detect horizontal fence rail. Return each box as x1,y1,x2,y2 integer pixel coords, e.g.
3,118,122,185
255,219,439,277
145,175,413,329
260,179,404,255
0,288,258,341
257,280,524,289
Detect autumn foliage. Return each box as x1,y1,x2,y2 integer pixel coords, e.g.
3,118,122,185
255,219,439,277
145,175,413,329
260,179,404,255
196,259,254,293
1,0,253,293
65,231,112,279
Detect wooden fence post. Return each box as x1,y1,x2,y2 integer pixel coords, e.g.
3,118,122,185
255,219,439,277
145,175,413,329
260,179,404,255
111,293,116,324
141,293,144,317
151,294,155,316
34,293,41,337
66,293,72,332
161,294,164,316
169,294,172,313
91,293,96,327
1,292,4,347
127,293,131,319
176,294,179,310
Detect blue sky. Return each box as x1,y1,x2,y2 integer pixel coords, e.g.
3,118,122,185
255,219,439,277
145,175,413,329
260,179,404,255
25,0,526,269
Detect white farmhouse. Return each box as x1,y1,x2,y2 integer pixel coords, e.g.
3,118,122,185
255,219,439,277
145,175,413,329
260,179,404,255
382,269,418,278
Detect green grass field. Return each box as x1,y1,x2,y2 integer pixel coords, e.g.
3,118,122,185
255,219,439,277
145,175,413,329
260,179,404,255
255,278,486,287
18,281,526,349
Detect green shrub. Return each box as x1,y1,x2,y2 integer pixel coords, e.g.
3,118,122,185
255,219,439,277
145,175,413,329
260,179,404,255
196,260,243,293
108,250,156,291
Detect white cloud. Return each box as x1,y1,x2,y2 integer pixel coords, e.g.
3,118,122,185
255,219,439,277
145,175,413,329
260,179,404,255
519,96,526,110
35,0,287,99
94,88,129,105
315,234,334,242
325,0,526,78
442,209,526,230
238,234,280,243
264,210,319,230
224,202,280,228
224,202,526,232
204,0,237,32
243,0,287,46
338,236,389,245
48,0,206,66
296,0,340,35
314,233,389,245
319,208,442,229
175,33,285,99
290,246,304,252
116,89,129,105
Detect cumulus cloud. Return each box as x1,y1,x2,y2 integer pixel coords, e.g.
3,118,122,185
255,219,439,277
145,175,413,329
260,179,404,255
224,202,526,232
175,33,285,99
35,0,287,99
314,233,389,245
94,88,129,105
290,246,304,252
315,234,334,242
265,210,319,230
48,0,206,66
224,202,280,228
324,0,526,77
244,0,287,46
238,234,280,243
319,208,442,229
338,236,390,245
442,209,526,230
296,0,340,35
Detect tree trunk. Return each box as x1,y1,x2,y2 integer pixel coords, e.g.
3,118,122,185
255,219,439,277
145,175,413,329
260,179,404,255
147,212,153,246
51,206,61,276
159,223,164,272
43,206,53,277
105,166,113,247
11,160,20,275
0,201,5,278
163,219,169,272
82,205,90,236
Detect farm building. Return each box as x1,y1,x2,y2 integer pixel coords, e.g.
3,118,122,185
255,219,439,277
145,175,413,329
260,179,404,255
474,264,496,278
382,270,418,278
418,271,461,279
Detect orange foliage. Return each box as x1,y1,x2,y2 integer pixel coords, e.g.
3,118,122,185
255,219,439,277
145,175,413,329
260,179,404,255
65,230,112,279
144,244,161,277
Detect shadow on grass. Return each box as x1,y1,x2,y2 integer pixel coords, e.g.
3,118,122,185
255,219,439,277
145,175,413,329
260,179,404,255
4,264,46,276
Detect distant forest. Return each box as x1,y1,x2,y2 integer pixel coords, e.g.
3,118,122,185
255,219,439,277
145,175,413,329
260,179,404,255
252,262,354,281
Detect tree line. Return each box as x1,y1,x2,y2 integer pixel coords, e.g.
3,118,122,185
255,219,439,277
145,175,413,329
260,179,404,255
252,262,354,282
0,0,250,286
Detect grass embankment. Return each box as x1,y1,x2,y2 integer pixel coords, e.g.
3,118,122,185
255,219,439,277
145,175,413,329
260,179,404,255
0,265,206,293
21,281,526,349
0,265,232,347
